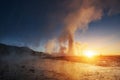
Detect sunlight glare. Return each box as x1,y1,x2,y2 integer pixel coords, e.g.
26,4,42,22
83,50,96,58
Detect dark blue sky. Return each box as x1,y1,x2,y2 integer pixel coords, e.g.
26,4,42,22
0,0,62,46
0,0,120,54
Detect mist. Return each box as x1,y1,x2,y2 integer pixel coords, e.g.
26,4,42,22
45,0,120,55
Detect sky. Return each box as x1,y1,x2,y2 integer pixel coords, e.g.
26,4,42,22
0,0,120,55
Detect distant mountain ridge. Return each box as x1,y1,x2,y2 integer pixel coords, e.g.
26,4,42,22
0,43,34,56
0,43,51,58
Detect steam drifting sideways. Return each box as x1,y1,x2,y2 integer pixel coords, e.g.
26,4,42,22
45,0,120,56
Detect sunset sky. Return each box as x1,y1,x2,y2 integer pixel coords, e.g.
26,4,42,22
0,0,120,55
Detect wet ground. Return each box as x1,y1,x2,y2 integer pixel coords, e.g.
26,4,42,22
0,56,120,80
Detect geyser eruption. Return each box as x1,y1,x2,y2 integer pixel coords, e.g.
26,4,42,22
59,7,102,55
45,0,120,56
58,0,103,56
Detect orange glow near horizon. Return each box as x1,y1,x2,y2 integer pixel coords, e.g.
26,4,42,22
83,50,97,58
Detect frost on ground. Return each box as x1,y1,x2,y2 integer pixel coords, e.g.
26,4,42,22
0,56,120,80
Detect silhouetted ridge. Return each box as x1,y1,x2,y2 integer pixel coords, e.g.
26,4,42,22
0,43,34,56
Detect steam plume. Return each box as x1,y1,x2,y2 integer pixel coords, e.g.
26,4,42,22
45,39,57,54
45,0,120,56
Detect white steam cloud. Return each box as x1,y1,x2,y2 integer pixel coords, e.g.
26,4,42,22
45,0,120,56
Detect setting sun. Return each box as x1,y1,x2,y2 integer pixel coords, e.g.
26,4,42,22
83,50,96,58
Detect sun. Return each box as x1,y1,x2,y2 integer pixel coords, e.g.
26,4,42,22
83,50,96,58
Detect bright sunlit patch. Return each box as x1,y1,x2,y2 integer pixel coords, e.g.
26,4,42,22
83,50,96,58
